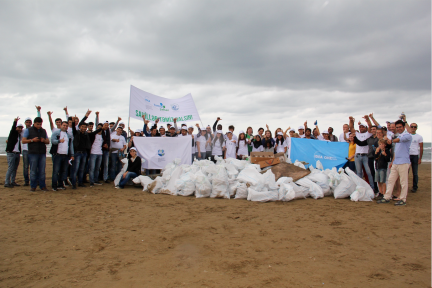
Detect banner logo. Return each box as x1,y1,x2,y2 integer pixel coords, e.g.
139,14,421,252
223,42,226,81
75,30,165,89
171,103,179,111
145,98,151,103
314,151,337,161
157,149,165,157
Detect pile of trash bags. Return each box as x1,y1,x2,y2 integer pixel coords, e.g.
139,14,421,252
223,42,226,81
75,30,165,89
131,157,375,202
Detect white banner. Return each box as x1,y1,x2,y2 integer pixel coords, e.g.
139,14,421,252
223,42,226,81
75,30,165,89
129,85,201,123
133,137,192,169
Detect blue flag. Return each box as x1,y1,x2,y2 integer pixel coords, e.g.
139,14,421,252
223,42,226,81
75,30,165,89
290,138,349,170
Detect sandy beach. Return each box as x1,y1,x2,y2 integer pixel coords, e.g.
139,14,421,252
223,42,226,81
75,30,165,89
0,157,430,288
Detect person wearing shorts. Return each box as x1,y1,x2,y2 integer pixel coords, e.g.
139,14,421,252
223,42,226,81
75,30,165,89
374,139,391,199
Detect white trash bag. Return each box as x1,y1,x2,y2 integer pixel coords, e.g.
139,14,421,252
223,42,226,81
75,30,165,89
132,175,154,191
333,173,356,199
234,183,248,199
147,176,164,194
345,167,374,201
247,188,279,202
160,166,183,196
350,186,373,202
316,160,324,171
293,160,306,169
296,178,324,199
176,172,196,196
193,170,212,198
210,167,230,199
278,183,296,202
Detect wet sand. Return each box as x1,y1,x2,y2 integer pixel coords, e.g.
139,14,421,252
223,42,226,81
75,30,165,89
0,157,430,287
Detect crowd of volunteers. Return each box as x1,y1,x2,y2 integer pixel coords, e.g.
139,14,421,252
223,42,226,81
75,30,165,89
4,106,423,206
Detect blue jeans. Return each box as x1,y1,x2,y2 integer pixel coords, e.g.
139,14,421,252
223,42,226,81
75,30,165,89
89,154,102,184
119,172,137,188
71,152,87,185
410,155,419,190
197,151,206,160
110,153,122,180
354,154,374,189
22,150,29,184
102,150,109,181
52,154,70,188
28,154,46,189
5,152,20,185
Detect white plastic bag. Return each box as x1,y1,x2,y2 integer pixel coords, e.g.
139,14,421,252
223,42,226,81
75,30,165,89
307,172,331,196
284,182,309,199
193,170,212,198
160,166,182,195
147,176,163,194
228,179,239,197
210,167,230,199
234,183,248,199
333,173,356,199
316,160,324,171
176,172,196,196
114,158,129,187
345,168,374,200
237,166,264,186
296,178,324,199
350,186,373,202
276,177,294,185
278,183,296,202
293,160,306,169
132,175,154,191
247,188,279,202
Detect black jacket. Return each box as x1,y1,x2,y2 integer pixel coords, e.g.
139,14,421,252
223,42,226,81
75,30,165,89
127,157,142,175
374,148,391,170
101,129,111,151
5,120,21,153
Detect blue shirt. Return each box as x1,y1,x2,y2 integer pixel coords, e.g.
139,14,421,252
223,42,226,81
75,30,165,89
393,132,412,165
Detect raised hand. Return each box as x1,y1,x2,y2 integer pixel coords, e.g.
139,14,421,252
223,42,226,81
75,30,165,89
47,111,53,116
145,120,150,125
14,116,20,122
369,113,374,118
155,118,159,124
86,109,92,117
195,123,200,127
349,116,354,121
118,116,122,121
217,117,222,121
304,121,307,126
35,105,41,111
95,111,99,115
63,106,68,112
358,121,361,126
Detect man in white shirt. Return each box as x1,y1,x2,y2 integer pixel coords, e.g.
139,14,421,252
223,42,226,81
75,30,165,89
110,127,127,180
339,124,350,142
407,121,423,192
89,128,104,186
50,121,74,191
349,116,374,190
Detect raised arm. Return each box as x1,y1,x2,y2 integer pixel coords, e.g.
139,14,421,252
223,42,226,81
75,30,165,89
213,117,221,133
363,115,373,133
35,105,41,117
348,117,355,134
95,111,99,126
47,111,54,131
174,117,179,133
402,115,412,134
304,121,308,131
111,116,121,133
369,113,381,128
64,106,69,119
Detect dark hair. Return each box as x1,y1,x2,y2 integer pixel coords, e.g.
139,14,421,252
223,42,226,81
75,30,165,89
97,123,103,127
34,117,43,123
109,122,115,125
88,122,94,125
228,125,234,130
264,130,272,138
305,128,311,133
371,125,377,129
253,135,262,149
238,133,246,141
213,133,224,147
197,129,208,140
395,120,405,127
258,127,264,132
61,121,68,125
276,135,284,145
55,118,62,122
264,139,273,148
382,126,387,131
80,122,88,127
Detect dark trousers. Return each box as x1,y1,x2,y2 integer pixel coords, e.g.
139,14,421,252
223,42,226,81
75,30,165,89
52,154,69,188
368,157,377,192
409,155,419,190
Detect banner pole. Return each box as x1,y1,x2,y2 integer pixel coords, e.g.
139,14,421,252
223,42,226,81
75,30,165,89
128,117,130,139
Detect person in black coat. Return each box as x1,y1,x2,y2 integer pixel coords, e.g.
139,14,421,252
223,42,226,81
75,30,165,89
5,117,23,187
118,148,142,189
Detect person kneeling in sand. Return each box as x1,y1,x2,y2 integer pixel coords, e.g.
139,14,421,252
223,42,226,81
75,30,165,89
118,148,142,189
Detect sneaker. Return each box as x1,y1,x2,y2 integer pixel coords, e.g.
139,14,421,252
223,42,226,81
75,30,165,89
57,186,66,190
78,183,86,188
30,188,36,192
377,198,390,204
11,182,21,186
375,194,384,200
4,184,14,188
67,178,72,186
394,200,406,206
411,189,417,193
104,180,111,184
52,187,58,191
94,182,102,185
90,183,94,187
40,187,48,191
24,183,29,186
63,181,70,187
72,185,77,190
115,186,119,189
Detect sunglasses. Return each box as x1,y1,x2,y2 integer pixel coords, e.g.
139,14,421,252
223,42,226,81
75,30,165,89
410,126,417,128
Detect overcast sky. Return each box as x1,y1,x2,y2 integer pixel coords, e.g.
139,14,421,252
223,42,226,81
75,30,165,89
0,0,430,141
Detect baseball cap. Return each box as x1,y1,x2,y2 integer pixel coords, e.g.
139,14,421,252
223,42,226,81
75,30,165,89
298,126,305,130
277,132,283,136
216,130,223,134
25,117,32,121
288,128,295,132
17,123,24,127
359,122,367,127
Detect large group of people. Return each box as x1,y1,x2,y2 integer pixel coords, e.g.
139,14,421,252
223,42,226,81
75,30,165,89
4,106,424,206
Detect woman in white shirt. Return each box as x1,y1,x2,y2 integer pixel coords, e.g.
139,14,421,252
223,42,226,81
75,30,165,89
236,131,249,160
211,130,225,163
251,135,264,152
196,128,210,160
275,132,287,154
224,131,237,160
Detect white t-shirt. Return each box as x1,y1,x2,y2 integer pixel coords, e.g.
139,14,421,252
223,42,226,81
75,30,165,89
224,133,238,142
21,129,28,151
275,140,287,153
57,131,69,155
111,134,126,153
339,132,349,142
299,134,305,138
355,131,372,154
237,139,248,156
196,135,208,153
225,139,237,159
212,138,225,156
409,134,423,155
252,145,264,152
13,135,20,152
91,134,103,155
